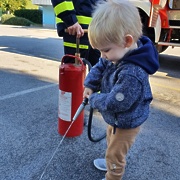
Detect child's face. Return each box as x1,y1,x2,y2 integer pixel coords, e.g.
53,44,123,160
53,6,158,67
98,43,129,64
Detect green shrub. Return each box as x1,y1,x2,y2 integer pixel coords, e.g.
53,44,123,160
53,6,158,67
14,9,42,24
1,14,33,26
1,14,14,23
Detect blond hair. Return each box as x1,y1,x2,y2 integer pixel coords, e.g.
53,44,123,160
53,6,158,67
88,0,142,48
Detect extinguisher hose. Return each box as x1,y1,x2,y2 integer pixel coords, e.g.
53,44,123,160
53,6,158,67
82,58,106,142
87,107,106,142
82,58,92,72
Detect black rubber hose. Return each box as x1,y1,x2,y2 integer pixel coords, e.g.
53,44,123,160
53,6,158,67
82,58,92,72
87,107,106,142
82,58,106,142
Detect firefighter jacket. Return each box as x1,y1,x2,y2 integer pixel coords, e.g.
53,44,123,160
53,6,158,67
51,0,98,51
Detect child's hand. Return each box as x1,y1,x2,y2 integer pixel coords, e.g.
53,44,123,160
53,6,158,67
83,88,93,99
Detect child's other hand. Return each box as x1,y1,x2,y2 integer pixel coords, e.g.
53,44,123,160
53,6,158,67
83,88,93,99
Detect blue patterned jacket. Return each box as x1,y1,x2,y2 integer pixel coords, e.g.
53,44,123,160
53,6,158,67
84,36,159,128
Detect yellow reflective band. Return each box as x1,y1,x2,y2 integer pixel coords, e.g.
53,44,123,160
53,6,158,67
56,16,92,25
76,16,92,24
56,17,62,24
64,42,89,49
54,1,74,16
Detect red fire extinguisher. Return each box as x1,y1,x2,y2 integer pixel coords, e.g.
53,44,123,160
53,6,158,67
58,53,86,137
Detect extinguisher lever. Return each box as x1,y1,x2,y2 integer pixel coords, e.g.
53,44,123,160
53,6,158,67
73,98,88,121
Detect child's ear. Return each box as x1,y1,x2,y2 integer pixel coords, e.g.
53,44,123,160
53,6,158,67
125,35,133,48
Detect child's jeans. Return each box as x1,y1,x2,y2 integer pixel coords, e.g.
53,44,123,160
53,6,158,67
105,125,140,180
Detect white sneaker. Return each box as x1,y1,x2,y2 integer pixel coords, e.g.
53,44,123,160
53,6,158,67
93,158,107,171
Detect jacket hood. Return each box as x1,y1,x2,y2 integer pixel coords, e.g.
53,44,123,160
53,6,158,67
121,36,159,74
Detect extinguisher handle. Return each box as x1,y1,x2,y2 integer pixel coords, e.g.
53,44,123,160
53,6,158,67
61,54,84,67
64,29,88,33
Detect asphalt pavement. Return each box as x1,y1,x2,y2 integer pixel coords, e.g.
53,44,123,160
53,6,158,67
0,25,180,180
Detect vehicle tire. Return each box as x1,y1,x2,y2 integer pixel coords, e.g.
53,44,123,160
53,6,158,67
155,44,168,53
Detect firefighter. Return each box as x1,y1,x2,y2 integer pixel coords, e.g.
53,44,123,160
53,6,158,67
51,0,101,66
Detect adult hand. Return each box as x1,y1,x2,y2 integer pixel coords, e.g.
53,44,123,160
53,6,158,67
67,22,84,38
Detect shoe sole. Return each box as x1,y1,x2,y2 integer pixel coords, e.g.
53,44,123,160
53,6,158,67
93,159,107,171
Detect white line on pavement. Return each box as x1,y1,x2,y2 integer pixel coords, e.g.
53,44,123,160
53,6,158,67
0,84,57,101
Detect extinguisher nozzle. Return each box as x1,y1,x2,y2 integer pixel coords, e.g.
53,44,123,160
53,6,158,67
73,98,88,121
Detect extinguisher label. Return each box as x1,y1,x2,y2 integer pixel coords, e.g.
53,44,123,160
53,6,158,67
58,90,72,121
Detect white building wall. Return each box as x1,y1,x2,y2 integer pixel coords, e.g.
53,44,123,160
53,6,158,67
32,0,52,5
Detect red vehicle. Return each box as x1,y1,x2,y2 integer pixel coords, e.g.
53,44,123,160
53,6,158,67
130,0,180,53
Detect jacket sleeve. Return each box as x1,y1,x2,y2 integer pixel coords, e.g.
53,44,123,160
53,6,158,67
84,58,108,92
51,0,78,27
89,74,142,113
